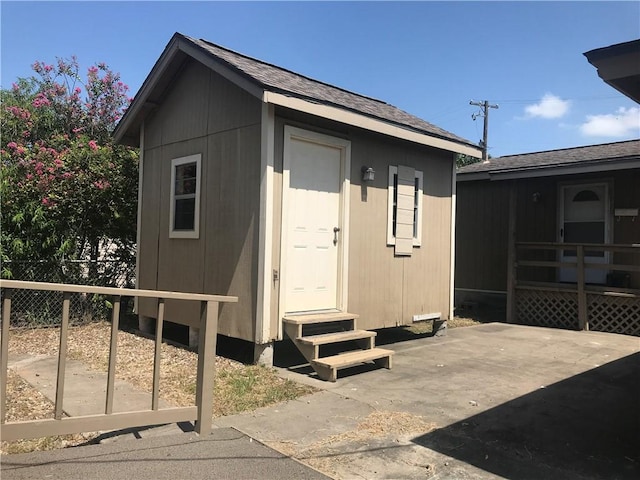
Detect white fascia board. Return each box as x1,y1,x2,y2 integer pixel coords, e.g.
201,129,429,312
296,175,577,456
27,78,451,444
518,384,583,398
449,156,456,320
263,91,481,157
113,41,181,144
256,104,275,344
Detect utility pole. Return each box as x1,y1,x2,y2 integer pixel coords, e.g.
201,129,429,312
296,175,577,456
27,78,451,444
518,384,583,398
470,100,499,161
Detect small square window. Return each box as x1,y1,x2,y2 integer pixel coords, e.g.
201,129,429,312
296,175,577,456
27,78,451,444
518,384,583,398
170,154,201,239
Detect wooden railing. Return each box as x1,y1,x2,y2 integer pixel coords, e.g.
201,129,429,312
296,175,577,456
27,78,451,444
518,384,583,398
507,243,640,332
0,280,237,441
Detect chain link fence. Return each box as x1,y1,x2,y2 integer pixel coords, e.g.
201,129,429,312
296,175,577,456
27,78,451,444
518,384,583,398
1,259,135,328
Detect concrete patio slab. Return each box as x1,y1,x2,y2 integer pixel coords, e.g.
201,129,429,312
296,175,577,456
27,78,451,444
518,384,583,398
3,323,639,479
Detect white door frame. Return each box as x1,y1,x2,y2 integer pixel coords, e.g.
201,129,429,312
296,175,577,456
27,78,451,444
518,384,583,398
557,181,611,284
278,126,351,326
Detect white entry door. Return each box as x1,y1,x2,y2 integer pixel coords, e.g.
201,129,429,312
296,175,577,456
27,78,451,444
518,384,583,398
559,183,609,284
281,128,349,313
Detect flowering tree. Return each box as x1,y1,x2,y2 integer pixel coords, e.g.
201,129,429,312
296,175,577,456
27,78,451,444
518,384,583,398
1,57,138,285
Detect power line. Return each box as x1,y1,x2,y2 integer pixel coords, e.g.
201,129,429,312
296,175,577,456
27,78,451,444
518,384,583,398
489,94,621,105
470,100,499,162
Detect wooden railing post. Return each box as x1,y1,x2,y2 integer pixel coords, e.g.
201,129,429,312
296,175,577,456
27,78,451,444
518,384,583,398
54,292,71,419
1,289,13,423
576,245,588,331
105,295,121,414
195,300,218,436
152,299,165,411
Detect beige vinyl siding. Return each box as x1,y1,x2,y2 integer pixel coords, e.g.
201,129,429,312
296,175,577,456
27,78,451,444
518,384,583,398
138,59,262,340
203,125,261,341
348,133,454,329
271,113,454,333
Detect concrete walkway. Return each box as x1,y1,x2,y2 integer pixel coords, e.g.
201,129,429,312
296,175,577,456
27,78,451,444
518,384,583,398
2,323,639,479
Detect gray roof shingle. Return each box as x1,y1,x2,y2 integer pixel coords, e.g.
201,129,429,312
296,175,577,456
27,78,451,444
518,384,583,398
457,139,640,175
185,35,475,148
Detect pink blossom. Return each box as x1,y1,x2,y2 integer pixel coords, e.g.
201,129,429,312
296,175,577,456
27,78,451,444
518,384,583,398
54,159,64,167
88,140,98,151
62,172,73,179
32,93,51,108
7,142,17,149
93,180,110,190
74,87,81,94
26,173,34,180
42,197,50,206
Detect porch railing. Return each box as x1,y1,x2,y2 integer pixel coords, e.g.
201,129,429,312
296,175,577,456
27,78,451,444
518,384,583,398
0,280,237,441
507,243,640,335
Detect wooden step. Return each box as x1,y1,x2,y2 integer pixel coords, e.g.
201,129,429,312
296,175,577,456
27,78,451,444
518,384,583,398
283,312,359,325
298,329,376,346
311,348,394,382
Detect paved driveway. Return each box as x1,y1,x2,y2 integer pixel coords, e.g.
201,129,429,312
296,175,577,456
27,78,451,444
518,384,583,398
219,323,640,479
3,323,638,479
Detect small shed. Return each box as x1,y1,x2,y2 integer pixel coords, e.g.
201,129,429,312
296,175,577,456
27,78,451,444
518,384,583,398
455,140,640,335
114,33,480,376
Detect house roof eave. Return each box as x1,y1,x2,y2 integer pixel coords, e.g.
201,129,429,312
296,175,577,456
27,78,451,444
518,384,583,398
114,32,481,156
457,156,640,182
264,91,482,157
114,33,268,147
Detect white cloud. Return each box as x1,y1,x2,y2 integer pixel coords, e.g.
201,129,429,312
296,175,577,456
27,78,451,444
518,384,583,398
580,107,640,138
524,93,571,119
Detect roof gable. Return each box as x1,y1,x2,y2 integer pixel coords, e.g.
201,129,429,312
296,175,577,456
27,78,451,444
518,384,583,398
457,140,640,181
114,33,479,156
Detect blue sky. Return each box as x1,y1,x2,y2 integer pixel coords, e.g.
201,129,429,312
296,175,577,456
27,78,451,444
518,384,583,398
2,1,639,157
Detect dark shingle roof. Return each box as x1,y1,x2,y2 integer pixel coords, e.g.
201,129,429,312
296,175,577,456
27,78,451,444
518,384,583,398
186,35,475,148
458,139,640,176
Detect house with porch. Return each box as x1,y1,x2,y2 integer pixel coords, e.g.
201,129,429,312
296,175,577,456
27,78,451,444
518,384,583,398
114,33,481,380
455,39,640,336
455,140,640,335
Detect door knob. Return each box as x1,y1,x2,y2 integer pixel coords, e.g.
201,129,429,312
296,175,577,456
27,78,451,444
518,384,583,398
333,227,341,246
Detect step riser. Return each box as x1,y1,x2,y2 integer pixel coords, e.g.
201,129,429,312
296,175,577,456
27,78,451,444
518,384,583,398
282,313,393,381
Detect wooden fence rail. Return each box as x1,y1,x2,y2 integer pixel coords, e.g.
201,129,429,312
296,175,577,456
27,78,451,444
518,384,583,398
507,243,640,335
0,280,237,441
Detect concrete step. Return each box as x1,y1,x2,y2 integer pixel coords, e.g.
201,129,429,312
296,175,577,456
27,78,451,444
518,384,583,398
298,330,376,346
311,348,394,382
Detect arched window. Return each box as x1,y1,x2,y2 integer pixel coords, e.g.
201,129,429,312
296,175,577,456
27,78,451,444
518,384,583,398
573,190,599,202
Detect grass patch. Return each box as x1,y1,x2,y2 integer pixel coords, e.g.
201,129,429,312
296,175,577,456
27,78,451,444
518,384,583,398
1,370,95,454
216,365,313,416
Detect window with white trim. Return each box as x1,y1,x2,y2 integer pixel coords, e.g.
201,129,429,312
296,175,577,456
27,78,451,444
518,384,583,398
387,165,423,255
169,154,201,239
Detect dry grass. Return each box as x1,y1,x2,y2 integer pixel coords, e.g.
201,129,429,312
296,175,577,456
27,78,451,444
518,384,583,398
273,410,436,478
2,322,315,454
2,370,96,454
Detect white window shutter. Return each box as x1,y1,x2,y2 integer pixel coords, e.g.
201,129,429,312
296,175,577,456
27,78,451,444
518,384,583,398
395,165,415,256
